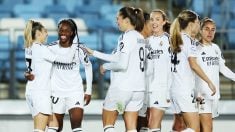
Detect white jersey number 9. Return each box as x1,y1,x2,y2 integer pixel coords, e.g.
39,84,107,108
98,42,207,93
139,47,144,72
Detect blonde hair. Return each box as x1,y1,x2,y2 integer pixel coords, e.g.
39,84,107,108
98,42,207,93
24,20,33,48
170,10,199,53
24,20,44,48
200,17,216,29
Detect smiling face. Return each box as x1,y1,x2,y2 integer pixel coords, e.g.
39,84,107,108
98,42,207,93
58,22,73,47
150,11,166,35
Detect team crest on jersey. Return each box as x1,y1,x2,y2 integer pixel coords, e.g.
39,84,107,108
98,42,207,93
159,41,163,46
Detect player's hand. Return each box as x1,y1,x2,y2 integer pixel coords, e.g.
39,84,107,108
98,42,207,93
196,96,203,102
84,94,91,106
100,65,106,75
24,72,34,81
208,82,216,96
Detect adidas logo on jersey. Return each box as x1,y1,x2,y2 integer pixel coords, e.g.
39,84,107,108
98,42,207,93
154,101,159,104
75,101,80,105
201,52,206,55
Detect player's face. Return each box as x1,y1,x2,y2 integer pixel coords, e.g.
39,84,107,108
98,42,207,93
150,12,166,35
116,13,127,32
201,22,216,43
58,22,73,46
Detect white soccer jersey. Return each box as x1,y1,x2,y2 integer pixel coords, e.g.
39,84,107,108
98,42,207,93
170,33,198,97
147,33,172,97
49,41,92,97
93,30,146,91
25,42,66,94
196,43,235,99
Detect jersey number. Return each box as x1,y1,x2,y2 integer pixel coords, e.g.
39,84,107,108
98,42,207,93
25,58,32,72
171,52,179,72
139,47,144,72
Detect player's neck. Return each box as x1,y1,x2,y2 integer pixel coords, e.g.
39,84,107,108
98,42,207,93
153,30,164,36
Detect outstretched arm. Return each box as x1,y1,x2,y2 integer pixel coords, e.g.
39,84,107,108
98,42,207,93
189,57,216,96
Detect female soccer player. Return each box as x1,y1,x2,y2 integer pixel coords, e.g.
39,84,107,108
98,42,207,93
85,6,145,132
170,10,216,132
137,11,152,132
196,17,235,132
47,19,93,132
146,9,171,132
24,20,75,132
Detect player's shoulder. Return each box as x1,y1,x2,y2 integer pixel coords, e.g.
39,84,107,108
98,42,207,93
163,32,170,39
125,30,143,38
211,43,220,49
47,40,59,47
181,33,194,45
211,43,222,54
76,43,88,53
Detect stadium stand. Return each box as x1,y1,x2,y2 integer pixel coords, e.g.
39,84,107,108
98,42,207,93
13,4,43,20
0,35,11,82
43,4,70,22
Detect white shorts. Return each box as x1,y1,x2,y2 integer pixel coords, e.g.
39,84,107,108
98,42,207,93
198,98,219,118
25,92,52,117
103,89,144,114
138,92,149,117
171,94,198,114
148,91,171,110
51,92,84,114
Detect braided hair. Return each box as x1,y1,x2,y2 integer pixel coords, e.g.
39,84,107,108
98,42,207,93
58,19,79,44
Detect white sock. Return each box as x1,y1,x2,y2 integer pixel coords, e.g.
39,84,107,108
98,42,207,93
181,128,195,132
104,125,115,132
150,128,161,132
33,129,44,132
140,127,149,132
72,127,82,132
126,130,137,132
47,127,58,132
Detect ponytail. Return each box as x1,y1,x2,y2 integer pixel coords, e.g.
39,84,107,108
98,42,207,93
133,8,144,32
24,20,33,48
24,20,44,48
170,10,199,53
170,18,182,53
163,21,171,33
119,7,144,32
